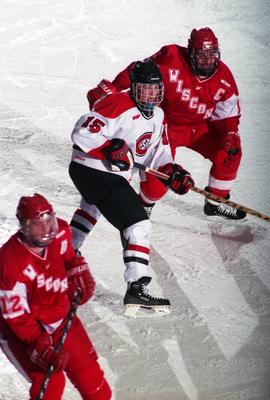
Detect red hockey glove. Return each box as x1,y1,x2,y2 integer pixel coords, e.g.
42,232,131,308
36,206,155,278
30,332,69,372
87,79,117,110
158,163,194,195
67,256,96,305
104,138,134,172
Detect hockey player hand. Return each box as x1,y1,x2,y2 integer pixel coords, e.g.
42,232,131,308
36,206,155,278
158,163,194,195
30,332,69,371
67,256,96,305
87,79,117,110
104,138,134,172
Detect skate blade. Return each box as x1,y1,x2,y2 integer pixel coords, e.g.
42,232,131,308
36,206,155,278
124,304,171,318
205,213,247,222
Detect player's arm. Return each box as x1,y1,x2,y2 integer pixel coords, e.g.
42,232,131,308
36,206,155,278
87,45,168,108
72,112,134,171
60,221,96,305
112,45,168,93
87,79,117,110
209,73,242,161
71,112,112,156
0,280,69,371
0,280,44,343
112,62,134,91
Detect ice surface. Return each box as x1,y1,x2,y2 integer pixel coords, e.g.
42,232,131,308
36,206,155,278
0,1,269,399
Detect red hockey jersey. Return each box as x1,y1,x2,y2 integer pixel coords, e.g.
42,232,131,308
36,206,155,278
0,219,76,344
113,45,241,136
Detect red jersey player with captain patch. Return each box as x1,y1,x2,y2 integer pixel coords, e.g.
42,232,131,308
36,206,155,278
87,27,245,221
0,193,111,400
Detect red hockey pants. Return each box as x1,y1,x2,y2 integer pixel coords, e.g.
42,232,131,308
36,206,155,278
140,122,242,200
0,316,111,400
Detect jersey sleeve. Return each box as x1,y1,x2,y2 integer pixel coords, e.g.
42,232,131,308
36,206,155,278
209,65,241,136
0,256,43,343
150,45,170,64
112,62,133,91
56,219,76,264
71,113,111,157
112,46,168,91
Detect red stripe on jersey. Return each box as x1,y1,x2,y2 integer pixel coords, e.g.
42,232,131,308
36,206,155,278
127,244,150,254
75,209,97,226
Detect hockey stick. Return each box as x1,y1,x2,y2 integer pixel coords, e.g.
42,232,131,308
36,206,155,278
134,162,270,222
36,290,81,400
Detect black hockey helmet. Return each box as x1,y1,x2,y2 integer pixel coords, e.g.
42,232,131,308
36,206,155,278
130,59,164,117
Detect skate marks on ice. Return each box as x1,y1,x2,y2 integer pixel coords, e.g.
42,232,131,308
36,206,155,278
74,221,269,400
0,105,78,216
0,358,29,400
148,201,269,398
73,191,269,399
150,240,269,400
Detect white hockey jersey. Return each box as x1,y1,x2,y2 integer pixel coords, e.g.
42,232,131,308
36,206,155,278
71,91,173,181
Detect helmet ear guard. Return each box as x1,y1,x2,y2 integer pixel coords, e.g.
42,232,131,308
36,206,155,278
130,59,164,117
188,27,220,77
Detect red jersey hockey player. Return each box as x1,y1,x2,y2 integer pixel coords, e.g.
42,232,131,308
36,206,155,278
0,193,111,400
87,27,246,221
69,60,194,316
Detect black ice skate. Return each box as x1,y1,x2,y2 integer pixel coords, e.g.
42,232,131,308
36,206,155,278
204,194,246,220
123,277,171,317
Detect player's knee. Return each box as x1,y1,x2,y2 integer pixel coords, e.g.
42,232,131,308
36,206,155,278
68,361,112,400
121,219,150,244
140,173,168,202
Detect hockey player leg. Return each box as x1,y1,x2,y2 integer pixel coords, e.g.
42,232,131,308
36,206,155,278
0,330,65,400
64,317,112,400
68,361,111,400
204,146,246,220
29,370,65,400
139,171,169,218
70,197,102,250
122,220,170,317
95,181,170,316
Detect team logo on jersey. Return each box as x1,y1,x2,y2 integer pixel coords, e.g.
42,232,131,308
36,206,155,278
23,264,37,281
37,274,68,293
136,132,152,157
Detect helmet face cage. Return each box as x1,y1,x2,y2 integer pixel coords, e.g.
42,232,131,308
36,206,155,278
130,60,164,116
21,212,58,248
16,193,58,247
131,81,164,115
189,28,220,77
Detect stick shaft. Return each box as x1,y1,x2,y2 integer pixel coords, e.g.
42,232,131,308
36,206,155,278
36,291,81,400
134,162,270,222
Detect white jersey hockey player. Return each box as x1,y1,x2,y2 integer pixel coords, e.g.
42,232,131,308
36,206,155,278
69,60,194,316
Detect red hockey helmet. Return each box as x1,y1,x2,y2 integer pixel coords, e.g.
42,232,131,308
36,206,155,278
188,27,220,77
16,193,58,247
